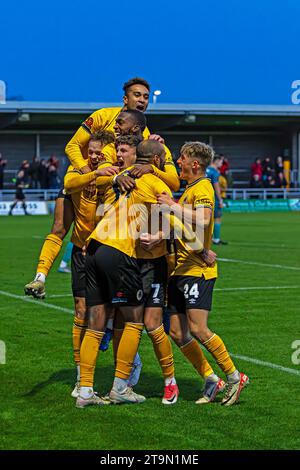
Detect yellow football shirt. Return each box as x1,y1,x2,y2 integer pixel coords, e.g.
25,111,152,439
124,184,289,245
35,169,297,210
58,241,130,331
64,168,101,248
172,177,218,279
88,171,172,258
65,107,150,169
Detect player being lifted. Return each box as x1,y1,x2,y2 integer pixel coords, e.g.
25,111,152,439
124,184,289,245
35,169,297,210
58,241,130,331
24,77,179,299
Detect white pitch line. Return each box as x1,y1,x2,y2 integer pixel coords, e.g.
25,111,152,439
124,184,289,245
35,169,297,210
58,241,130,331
215,285,300,292
0,290,73,314
219,258,300,271
48,294,73,298
230,353,300,377
228,241,288,249
0,289,299,378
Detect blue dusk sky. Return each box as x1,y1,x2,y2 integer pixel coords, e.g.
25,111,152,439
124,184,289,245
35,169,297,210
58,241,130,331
1,0,299,104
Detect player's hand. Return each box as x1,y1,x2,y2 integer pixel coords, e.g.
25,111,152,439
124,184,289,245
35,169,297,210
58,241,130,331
199,249,217,266
140,232,163,250
157,191,176,207
130,164,154,178
116,174,136,192
80,165,92,174
95,166,119,177
219,198,224,208
149,134,165,144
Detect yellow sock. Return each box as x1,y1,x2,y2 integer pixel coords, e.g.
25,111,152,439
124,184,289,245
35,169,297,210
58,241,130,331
203,334,236,375
148,325,174,379
79,329,104,387
115,323,143,380
181,338,214,379
112,328,123,364
73,317,87,364
37,234,63,276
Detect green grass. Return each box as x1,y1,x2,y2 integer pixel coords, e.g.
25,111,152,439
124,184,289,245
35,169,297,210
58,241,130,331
0,213,300,450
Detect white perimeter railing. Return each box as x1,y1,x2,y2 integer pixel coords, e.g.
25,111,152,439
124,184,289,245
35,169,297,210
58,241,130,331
1,188,300,201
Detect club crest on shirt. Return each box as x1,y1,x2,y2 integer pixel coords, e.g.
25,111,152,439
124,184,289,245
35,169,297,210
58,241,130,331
83,117,93,130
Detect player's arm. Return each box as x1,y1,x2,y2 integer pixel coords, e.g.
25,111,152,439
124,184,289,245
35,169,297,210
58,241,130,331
157,192,213,228
151,164,180,192
64,166,118,194
65,110,106,171
129,146,180,192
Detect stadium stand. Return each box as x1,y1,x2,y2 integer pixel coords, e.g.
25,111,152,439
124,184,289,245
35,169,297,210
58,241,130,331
1,101,300,194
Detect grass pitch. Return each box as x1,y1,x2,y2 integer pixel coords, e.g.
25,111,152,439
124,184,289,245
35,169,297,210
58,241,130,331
0,212,300,450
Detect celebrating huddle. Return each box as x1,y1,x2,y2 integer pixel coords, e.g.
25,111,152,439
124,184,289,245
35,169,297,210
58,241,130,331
24,77,249,408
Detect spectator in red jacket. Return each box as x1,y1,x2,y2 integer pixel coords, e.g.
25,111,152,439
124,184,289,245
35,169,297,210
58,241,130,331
251,158,263,179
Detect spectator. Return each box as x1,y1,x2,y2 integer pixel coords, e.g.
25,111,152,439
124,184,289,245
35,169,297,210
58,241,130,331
251,158,263,180
0,153,8,189
48,154,59,170
250,174,264,188
262,157,274,187
47,164,60,189
275,171,287,189
274,156,284,176
220,154,230,176
38,159,49,189
20,160,30,184
29,156,40,189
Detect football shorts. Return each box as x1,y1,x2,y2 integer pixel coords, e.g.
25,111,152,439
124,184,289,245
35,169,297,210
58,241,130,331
168,275,216,313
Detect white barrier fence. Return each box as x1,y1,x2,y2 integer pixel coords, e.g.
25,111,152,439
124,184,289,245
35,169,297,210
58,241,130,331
0,200,48,216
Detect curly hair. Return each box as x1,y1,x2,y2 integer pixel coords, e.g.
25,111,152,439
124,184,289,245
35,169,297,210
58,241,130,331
90,130,115,146
115,135,143,149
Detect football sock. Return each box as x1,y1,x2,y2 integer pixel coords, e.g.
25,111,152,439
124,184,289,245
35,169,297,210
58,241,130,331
73,316,87,364
79,329,104,387
76,365,80,382
165,376,177,386
203,333,236,375
181,338,214,379
213,223,221,242
148,324,174,379
115,322,143,380
227,369,240,383
36,233,63,276
112,328,124,363
80,386,94,399
34,273,46,283
205,372,220,383
112,377,128,392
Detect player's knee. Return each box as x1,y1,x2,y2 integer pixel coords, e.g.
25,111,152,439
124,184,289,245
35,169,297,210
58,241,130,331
144,313,162,332
74,299,86,320
88,305,106,331
169,327,186,347
190,325,211,343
